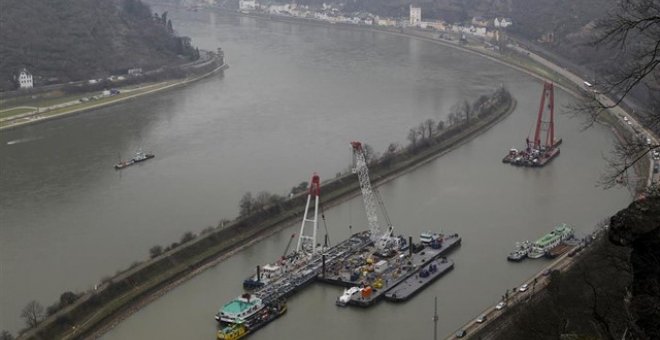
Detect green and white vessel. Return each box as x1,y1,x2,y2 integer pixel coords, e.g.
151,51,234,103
215,293,265,324
527,223,574,259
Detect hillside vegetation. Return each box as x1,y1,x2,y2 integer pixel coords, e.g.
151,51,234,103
0,0,198,90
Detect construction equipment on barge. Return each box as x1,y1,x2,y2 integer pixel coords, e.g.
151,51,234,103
502,81,562,167
242,174,326,291
214,141,462,337
318,142,461,307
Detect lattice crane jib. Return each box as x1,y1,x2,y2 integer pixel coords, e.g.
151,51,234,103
296,173,320,256
350,141,385,247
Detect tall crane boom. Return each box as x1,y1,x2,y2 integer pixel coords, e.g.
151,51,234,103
296,173,321,256
532,82,555,150
351,141,392,250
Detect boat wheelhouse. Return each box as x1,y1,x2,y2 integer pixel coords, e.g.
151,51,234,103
216,294,264,324
420,232,441,244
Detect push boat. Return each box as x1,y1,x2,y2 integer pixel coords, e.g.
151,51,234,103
114,150,154,169
507,240,532,262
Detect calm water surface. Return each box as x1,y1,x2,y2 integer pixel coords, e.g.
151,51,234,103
0,7,630,336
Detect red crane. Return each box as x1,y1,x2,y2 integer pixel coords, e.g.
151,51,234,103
504,81,562,167
529,81,559,151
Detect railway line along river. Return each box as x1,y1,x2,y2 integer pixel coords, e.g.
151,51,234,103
0,6,631,338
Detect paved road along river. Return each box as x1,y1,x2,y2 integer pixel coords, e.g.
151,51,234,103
0,6,631,337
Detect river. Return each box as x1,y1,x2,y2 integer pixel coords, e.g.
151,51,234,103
0,6,631,337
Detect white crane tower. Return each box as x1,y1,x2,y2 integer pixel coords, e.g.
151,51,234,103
296,173,321,256
350,141,397,251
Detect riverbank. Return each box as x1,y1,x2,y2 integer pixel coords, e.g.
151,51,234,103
245,10,657,192
19,87,515,339
0,55,227,131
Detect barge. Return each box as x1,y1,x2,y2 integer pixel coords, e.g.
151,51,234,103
503,81,561,168
318,233,461,307
114,150,154,169
384,258,454,302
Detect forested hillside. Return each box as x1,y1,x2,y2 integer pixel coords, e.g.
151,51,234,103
0,0,197,90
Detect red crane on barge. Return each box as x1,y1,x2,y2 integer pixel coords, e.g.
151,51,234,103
502,81,562,167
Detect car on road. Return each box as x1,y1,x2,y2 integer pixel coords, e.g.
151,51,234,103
455,329,467,338
519,283,529,292
495,302,506,310
652,150,660,160
476,315,488,323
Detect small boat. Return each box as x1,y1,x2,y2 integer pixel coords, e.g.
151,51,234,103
243,263,285,291
114,150,155,169
507,240,531,262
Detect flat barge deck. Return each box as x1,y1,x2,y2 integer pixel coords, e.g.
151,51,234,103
317,234,461,307
384,258,454,302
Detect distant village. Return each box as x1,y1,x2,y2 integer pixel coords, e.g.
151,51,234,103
238,1,512,39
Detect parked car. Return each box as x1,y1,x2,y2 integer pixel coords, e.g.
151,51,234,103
455,329,467,338
476,315,488,323
519,283,529,292
495,301,506,310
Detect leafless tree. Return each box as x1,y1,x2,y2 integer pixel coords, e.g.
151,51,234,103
436,120,445,132
0,330,14,340
594,0,660,111
407,128,418,147
424,118,436,138
575,0,660,186
417,122,426,139
20,300,44,328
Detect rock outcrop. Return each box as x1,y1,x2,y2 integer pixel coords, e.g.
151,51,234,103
609,196,660,340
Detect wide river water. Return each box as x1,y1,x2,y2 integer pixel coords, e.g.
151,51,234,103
0,5,631,337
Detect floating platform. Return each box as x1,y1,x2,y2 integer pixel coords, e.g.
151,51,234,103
384,258,454,302
503,142,561,168
252,231,373,305
317,234,461,308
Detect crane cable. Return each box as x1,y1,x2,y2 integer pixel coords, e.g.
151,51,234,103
320,202,331,248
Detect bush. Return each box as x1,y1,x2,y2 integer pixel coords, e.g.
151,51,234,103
149,245,163,258
180,232,196,243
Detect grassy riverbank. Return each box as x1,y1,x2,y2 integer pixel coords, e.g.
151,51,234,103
0,56,227,131
20,88,514,340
